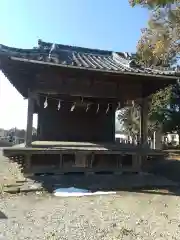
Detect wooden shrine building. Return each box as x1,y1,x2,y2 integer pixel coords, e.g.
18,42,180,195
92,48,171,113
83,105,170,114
0,39,178,175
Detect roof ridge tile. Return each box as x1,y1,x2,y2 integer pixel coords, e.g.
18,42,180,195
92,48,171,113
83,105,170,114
0,39,177,77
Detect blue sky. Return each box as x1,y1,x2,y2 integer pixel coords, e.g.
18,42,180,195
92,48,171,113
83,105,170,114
0,0,149,129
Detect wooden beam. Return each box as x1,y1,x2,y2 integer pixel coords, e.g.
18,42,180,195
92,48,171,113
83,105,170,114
35,81,142,100
34,72,142,100
25,90,35,147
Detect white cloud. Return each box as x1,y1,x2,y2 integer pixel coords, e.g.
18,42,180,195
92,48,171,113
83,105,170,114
0,72,37,129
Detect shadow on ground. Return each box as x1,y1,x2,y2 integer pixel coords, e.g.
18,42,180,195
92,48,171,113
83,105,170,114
25,157,180,196
27,172,179,197
148,158,180,183
0,211,7,219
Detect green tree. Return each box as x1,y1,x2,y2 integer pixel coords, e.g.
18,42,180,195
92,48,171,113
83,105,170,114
117,104,140,138
149,85,172,132
130,0,178,8
130,0,180,137
117,0,180,139
118,87,172,138
162,81,180,135
136,6,180,66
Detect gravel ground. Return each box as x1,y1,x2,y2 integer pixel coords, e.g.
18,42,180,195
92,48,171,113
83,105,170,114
0,148,25,190
1,149,180,239
1,191,180,239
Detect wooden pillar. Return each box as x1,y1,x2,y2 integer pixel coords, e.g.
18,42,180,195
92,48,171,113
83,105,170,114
37,111,41,140
25,91,34,147
155,129,163,149
140,97,148,146
59,154,63,169
139,97,149,172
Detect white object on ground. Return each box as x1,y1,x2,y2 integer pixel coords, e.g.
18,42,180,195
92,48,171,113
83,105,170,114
53,187,116,197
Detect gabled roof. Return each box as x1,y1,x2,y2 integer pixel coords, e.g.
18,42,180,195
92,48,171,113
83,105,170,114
0,39,178,78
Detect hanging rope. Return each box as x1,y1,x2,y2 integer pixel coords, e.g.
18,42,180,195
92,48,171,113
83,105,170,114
132,100,135,107
86,103,91,112
116,102,121,110
70,102,76,112
96,103,100,114
106,103,110,114
41,93,128,114
44,97,48,108
57,100,61,110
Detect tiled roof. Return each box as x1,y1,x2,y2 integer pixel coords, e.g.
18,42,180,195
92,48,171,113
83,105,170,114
0,39,178,77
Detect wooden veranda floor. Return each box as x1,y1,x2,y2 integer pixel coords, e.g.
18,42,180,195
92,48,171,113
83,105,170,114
2,141,164,176
3,141,164,155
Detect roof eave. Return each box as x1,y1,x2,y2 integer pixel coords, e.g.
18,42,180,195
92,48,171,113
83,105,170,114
8,56,179,80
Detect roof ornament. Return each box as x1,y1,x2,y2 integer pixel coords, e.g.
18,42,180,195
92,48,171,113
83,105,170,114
44,97,48,108
57,100,61,110
112,52,131,68
106,103,110,114
123,52,129,59
96,104,100,114
49,43,56,59
70,102,76,112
